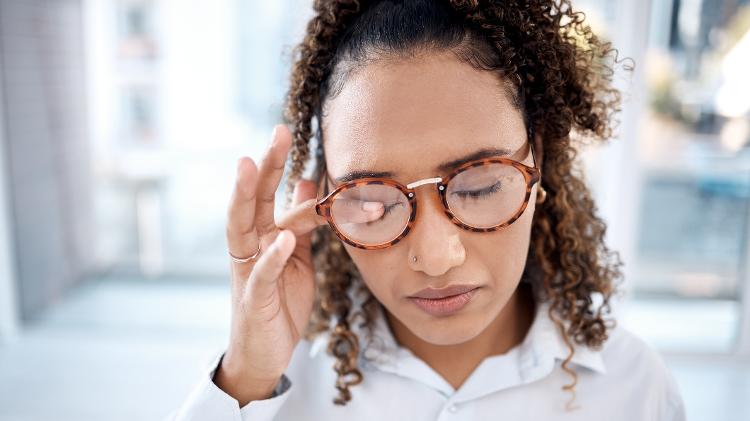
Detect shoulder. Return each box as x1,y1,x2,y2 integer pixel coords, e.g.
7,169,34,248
287,333,330,376
601,322,665,370
597,322,686,420
284,332,339,393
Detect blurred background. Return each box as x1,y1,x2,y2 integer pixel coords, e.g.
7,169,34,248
0,0,748,419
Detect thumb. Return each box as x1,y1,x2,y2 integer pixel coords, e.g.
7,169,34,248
245,229,296,305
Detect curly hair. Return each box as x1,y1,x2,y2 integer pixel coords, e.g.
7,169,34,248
279,0,628,407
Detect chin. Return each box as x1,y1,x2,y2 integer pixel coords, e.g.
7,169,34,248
417,320,486,346
405,307,489,346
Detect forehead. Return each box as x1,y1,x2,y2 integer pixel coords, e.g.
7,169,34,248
321,51,526,180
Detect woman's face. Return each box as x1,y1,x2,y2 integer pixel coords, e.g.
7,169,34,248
321,51,538,346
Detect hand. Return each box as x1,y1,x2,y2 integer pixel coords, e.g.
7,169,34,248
214,124,327,405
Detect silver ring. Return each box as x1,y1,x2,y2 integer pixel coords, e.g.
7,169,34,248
229,242,262,263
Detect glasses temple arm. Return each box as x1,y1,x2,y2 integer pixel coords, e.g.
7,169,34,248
527,126,542,180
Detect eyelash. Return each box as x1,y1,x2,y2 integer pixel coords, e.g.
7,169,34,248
365,181,502,222
452,181,503,199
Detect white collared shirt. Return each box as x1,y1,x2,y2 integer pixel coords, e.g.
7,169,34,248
166,301,685,420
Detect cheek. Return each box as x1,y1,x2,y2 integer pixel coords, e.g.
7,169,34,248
475,199,536,286
342,245,400,301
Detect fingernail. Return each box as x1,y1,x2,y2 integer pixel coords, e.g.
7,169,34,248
362,201,383,212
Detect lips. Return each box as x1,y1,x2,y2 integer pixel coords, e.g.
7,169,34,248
408,287,480,317
409,284,480,300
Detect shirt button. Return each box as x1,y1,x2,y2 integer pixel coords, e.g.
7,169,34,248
447,405,458,413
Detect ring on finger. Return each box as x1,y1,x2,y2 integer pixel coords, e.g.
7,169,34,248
229,242,262,263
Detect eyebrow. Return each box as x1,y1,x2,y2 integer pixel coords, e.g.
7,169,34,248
332,146,515,185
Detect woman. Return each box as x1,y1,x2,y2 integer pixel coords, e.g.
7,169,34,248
169,0,685,419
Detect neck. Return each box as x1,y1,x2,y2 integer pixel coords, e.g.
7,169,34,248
386,283,535,390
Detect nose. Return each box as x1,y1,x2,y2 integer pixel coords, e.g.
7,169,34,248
406,186,466,276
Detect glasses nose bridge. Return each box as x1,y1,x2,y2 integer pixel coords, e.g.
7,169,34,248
405,176,444,198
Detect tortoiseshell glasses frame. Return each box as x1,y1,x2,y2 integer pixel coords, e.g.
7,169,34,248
315,140,541,250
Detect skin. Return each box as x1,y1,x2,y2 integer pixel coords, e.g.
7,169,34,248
321,50,540,390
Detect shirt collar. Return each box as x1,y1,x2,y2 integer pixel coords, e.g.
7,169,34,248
309,294,606,399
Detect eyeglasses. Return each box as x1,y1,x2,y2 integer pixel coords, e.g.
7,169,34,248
315,140,541,250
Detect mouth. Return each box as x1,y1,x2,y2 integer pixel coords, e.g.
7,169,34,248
408,284,480,300
407,285,480,317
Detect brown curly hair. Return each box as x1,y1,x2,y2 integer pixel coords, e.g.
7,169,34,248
279,0,628,407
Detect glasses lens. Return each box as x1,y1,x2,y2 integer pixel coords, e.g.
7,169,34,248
330,183,411,245
446,163,527,228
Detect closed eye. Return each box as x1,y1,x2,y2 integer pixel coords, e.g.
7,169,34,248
452,181,503,199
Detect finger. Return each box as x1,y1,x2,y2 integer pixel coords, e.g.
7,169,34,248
254,124,292,236
245,229,296,305
226,157,262,269
292,178,315,207
278,198,383,232
276,180,327,248
276,199,322,229
332,199,385,223
282,178,306,212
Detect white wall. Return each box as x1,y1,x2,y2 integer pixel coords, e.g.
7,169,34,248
0,0,94,320
0,34,19,343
